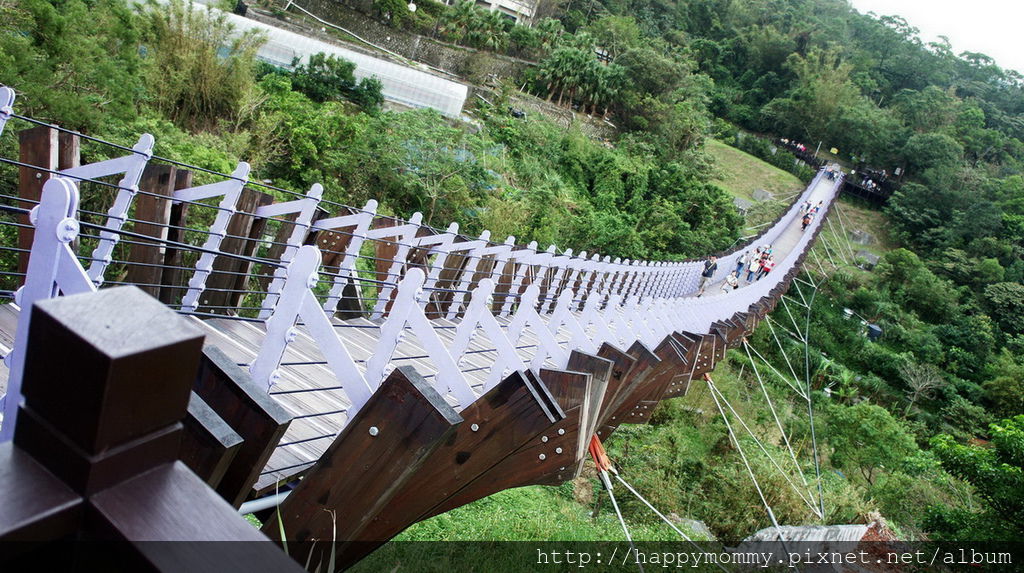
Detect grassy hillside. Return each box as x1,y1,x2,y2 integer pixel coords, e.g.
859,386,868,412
705,139,806,232
706,139,806,202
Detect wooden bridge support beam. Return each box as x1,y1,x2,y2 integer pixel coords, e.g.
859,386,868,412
263,366,461,568
327,370,562,569
191,345,293,507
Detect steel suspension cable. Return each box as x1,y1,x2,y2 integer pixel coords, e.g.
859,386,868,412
704,377,820,514
763,317,807,397
741,342,807,401
601,469,645,573
801,277,827,518
778,296,807,342
742,341,812,491
611,474,730,573
704,375,792,549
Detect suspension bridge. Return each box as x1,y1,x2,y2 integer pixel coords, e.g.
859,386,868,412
0,84,847,569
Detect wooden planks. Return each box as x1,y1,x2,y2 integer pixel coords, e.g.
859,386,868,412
264,366,461,568
335,370,560,569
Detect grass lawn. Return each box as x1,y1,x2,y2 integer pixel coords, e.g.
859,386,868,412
805,196,898,279
705,139,807,233
706,139,805,202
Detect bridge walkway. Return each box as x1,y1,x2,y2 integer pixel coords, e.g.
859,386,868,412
0,96,843,563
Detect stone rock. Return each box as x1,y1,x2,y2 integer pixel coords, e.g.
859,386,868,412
733,197,753,216
849,229,873,245
668,513,715,540
752,189,774,202
856,250,880,269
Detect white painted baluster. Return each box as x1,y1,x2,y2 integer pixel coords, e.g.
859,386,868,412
318,200,378,314
370,212,423,319
448,279,528,391
367,268,476,408
540,248,572,314
59,134,154,285
1,178,96,441
419,222,460,306
483,235,516,311
445,230,490,319
250,246,375,413
0,87,16,138
178,162,250,311
257,183,323,319
547,287,594,354
498,241,538,317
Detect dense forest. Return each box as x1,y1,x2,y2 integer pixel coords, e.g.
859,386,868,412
0,0,1021,543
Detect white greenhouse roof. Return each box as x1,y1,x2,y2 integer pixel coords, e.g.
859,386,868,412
162,1,468,117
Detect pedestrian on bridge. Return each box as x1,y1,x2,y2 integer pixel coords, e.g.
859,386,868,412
802,212,813,231
737,250,753,276
758,255,775,280
746,256,762,283
722,271,739,293
697,255,718,297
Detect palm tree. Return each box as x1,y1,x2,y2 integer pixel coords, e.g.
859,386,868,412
439,1,475,43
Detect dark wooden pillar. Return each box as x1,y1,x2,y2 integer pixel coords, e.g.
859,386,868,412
17,127,80,277
201,187,274,314
125,164,176,297
158,169,193,306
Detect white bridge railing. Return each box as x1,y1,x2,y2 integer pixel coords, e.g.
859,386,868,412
0,87,842,450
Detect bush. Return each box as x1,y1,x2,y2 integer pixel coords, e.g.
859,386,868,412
290,53,384,111
140,0,266,129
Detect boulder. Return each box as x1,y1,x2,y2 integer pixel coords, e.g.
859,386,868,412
855,250,880,270
849,229,873,245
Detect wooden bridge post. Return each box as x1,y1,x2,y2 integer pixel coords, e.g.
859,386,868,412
157,169,194,305
16,126,78,278
0,286,303,571
125,164,176,297
201,186,274,313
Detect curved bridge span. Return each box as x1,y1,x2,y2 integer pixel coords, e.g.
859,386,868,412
0,87,842,566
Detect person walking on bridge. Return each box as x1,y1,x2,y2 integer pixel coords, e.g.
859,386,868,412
722,271,739,293
697,255,718,297
737,250,753,276
757,255,775,280
746,256,762,283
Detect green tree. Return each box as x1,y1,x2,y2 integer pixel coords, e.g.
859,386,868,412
929,416,1024,539
584,16,640,60
0,0,145,130
827,402,919,484
984,351,1024,419
140,0,266,130
983,282,1024,337
290,53,383,111
900,132,964,177
373,0,413,27
762,47,860,145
